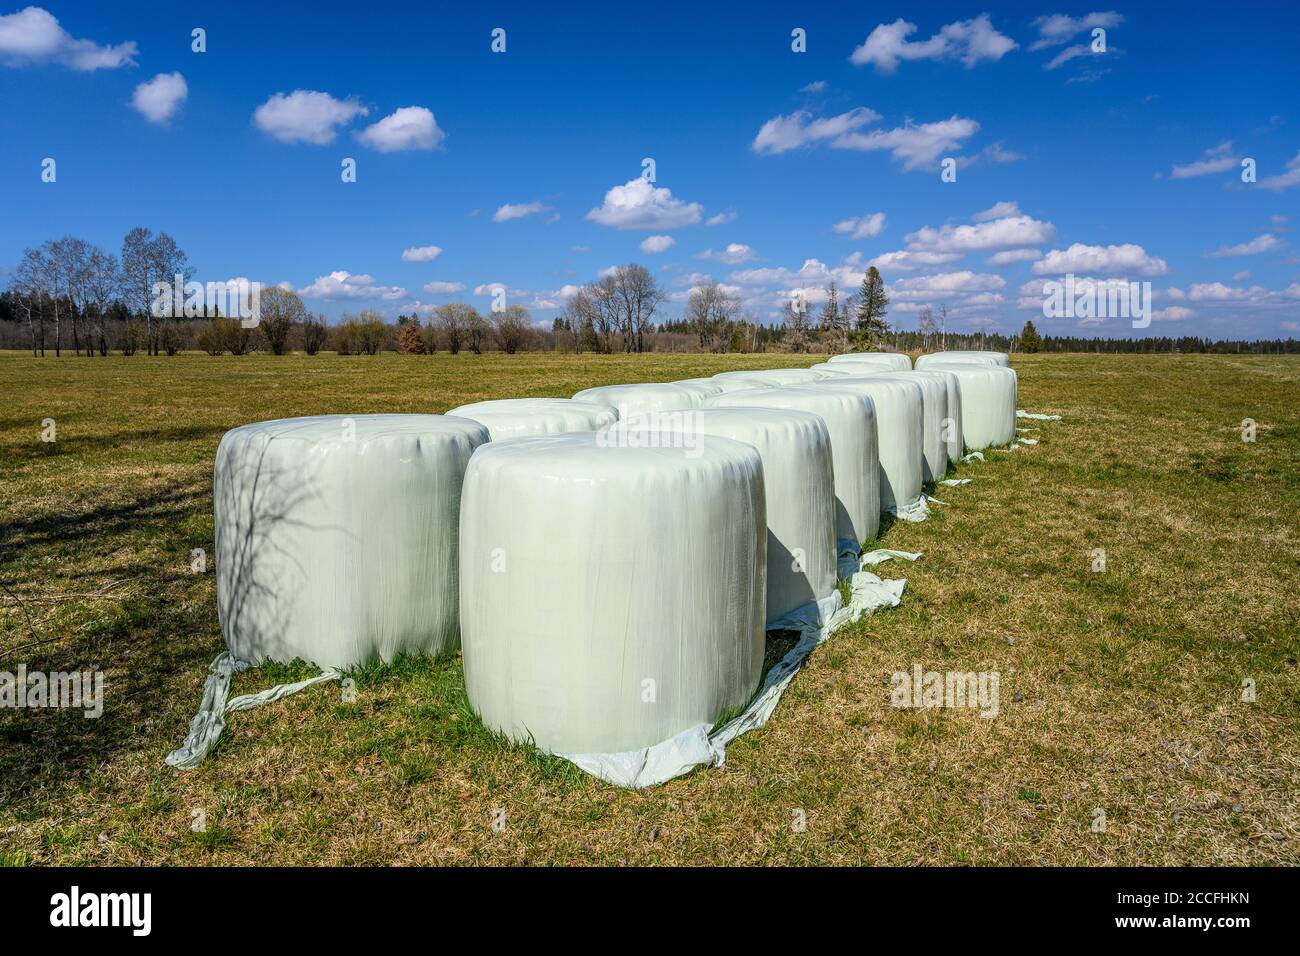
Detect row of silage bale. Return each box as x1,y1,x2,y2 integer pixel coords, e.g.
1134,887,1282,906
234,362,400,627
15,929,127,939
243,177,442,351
920,363,1017,450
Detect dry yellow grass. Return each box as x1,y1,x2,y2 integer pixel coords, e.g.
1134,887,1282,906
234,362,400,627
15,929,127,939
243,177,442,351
1,350,1296,865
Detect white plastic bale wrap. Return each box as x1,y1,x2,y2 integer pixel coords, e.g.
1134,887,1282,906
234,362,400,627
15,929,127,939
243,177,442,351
881,372,949,483
705,385,879,554
902,369,964,464
807,363,855,377
711,368,825,388
459,433,766,756
915,350,1009,368
444,398,618,440
923,363,1017,450
825,353,912,371
605,407,837,623
571,382,701,419
813,377,924,512
214,414,489,668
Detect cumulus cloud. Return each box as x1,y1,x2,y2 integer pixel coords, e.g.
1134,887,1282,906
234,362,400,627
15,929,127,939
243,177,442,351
493,201,549,222
421,280,465,294
751,107,881,155
868,250,962,272
698,243,758,265
906,213,1056,253
799,80,828,93
131,72,187,124
1260,150,1300,191
972,201,1022,222
253,90,368,145
1152,306,1194,321
401,245,443,262
1169,141,1239,180
298,271,406,301
831,116,982,170
357,106,444,152
850,15,1017,74
833,213,886,239
1206,234,1281,257
640,235,675,254
0,6,136,70
892,271,1006,294
585,178,703,230
1033,243,1169,276
704,210,737,227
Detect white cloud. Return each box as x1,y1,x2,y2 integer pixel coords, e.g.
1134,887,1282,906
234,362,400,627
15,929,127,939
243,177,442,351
833,213,886,239
299,271,406,301
868,250,962,272
1031,12,1124,49
401,245,443,262
751,107,880,155
0,6,136,70
585,178,703,230
421,280,465,294
253,90,368,145
1033,243,1169,276
1169,141,1238,180
131,72,187,124
640,235,675,254
850,15,1016,74
704,211,737,227
1232,271,1251,282
1260,150,1300,191
357,106,444,152
571,245,591,253
493,201,549,222
1187,282,1263,302
1151,306,1194,321
832,116,982,170
972,201,1021,222
906,213,1055,253
800,81,828,93
1206,234,1281,257
987,248,1042,266
698,243,758,265
892,271,1006,294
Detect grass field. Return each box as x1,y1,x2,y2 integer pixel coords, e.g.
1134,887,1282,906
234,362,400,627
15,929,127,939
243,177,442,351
1,350,1297,866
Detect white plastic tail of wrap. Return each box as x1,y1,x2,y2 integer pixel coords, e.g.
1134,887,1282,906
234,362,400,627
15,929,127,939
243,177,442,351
704,385,879,560
571,382,701,419
606,407,837,624
811,376,924,513
711,368,825,388
922,363,1018,450
915,350,1009,368
216,414,489,666
903,369,964,463
445,398,618,440
825,352,912,371
460,432,766,757
881,371,950,483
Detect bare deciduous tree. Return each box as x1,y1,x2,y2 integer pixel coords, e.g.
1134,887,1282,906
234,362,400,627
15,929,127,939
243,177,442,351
492,304,532,354
257,287,307,355
687,279,741,353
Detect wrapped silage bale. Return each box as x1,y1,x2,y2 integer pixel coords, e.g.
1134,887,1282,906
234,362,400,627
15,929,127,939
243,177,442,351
460,432,766,756
814,377,924,512
826,352,912,371
915,350,1009,368
445,398,618,440
808,363,855,377
902,368,964,464
572,382,701,419
671,377,727,401
605,407,837,623
214,414,488,666
705,386,879,554
712,368,825,388
881,371,949,483
923,363,1017,450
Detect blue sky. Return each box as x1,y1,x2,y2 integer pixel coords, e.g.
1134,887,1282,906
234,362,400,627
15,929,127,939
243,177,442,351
2,0,1298,338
